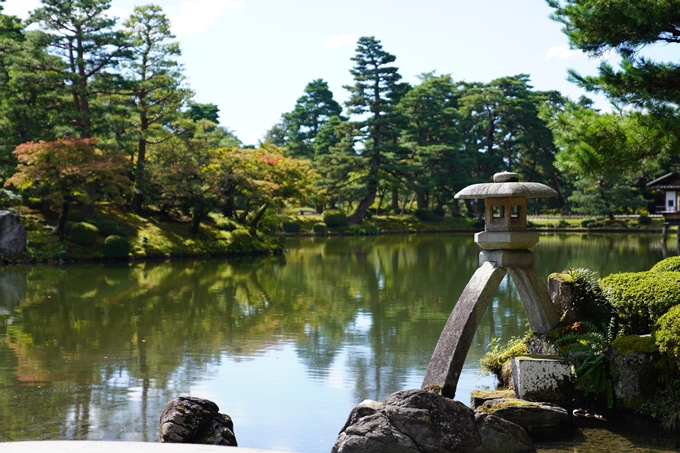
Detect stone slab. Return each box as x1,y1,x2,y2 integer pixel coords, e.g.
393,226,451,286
474,231,539,250
479,249,534,268
511,355,574,407
1,441,296,453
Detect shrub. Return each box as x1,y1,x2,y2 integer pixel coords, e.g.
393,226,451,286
655,304,680,362
67,210,88,223
69,222,99,246
556,219,569,228
104,235,130,258
228,229,252,252
281,220,302,233
0,189,21,207
651,256,680,273
323,210,348,230
312,222,328,236
96,219,133,238
638,214,652,225
414,208,435,221
432,207,445,218
567,268,617,330
600,271,680,334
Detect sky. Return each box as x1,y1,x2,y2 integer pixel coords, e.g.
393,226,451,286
1,0,638,145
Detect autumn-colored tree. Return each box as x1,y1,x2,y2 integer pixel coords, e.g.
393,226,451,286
207,144,318,228
4,139,129,240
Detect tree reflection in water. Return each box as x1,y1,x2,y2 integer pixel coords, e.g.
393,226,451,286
0,233,670,451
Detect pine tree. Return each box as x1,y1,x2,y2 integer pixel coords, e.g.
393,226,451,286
344,36,405,223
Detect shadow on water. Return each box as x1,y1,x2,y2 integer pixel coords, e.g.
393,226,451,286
0,233,676,452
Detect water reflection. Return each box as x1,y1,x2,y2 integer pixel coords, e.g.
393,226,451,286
0,233,675,452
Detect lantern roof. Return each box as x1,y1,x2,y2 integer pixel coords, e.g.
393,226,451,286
455,172,557,200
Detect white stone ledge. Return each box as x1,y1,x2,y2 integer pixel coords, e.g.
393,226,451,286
2,441,298,453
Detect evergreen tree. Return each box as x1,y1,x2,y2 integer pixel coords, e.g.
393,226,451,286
344,36,406,223
29,0,131,139
121,4,192,212
283,79,343,159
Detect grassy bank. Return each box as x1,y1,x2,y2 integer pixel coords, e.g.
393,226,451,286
2,206,667,264
5,204,284,264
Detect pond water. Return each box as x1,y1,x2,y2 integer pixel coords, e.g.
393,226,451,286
0,233,679,452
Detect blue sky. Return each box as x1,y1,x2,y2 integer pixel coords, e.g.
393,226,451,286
5,0,624,145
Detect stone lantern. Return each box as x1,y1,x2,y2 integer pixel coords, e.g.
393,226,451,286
421,172,561,398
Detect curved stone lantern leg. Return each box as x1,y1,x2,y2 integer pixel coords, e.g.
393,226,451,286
421,172,561,399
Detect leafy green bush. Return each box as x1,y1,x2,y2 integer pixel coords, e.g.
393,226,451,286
281,220,302,233
638,214,652,225
651,256,680,273
556,219,569,228
312,222,328,236
69,222,99,246
104,235,130,258
432,207,445,218
228,229,252,252
567,268,617,330
323,210,348,230
350,224,379,236
414,208,435,221
96,219,133,238
67,210,88,223
655,304,680,362
600,271,680,334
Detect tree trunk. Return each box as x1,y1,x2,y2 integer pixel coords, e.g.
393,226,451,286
131,136,148,213
190,209,202,234
248,204,268,229
391,186,399,212
416,191,427,209
348,153,380,224
57,202,70,242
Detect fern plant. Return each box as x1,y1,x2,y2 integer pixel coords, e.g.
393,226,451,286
556,319,619,407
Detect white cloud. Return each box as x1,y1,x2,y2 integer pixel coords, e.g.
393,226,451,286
545,45,584,61
230,2,245,12
170,0,232,35
3,0,40,19
324,34,358,49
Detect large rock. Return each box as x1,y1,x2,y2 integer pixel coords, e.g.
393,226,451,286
0,211,26,257
332,389,534,453
607,335,658,409
478,398,574,441
475,413,535,453
158,396,237,446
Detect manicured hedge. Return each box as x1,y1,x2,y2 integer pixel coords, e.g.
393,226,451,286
312,222,328,236
414,208,435,221
322,210,348,230
655,304,680,361
651,256,680,273
281,220,302,233
104,235,130,258
600,271,680,334
69,222,99,246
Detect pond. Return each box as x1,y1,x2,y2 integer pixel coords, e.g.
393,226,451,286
0,233,679,452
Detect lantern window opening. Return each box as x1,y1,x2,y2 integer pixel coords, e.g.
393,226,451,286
492,205,504,219
511,205,520,218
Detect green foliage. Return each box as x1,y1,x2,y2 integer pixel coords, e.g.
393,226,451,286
413,208,435,221
638,214,652,225
432,207,445,218
611,334,657,356
567,268,617,330
600,271,680,334
350,224,379,236
69,222,99,246
227,229,253,253
0,189,21,207
651,256,680,273
281,220,302,233
556,320,617,407
95,218,133,238
104,235,130,258
322,209,348,230
312,222,327,236
654,305,680,362
480,335,530,378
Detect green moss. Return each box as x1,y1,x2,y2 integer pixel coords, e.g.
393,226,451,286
611,335,657,355
549,272,573,284
480,334,531,378
654,305,680,360
478,398,541,414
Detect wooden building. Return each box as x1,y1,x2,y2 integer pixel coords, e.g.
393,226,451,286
647,171,680,241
